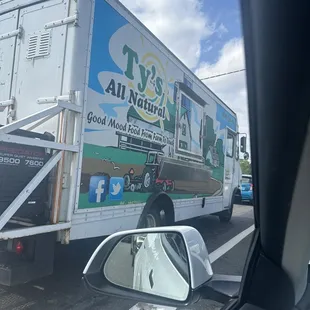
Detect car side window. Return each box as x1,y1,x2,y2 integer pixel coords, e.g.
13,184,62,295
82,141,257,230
242,177,252,183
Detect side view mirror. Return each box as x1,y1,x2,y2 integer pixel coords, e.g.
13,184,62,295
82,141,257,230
244,152,250,160
83,226,241,307
240,136,247,153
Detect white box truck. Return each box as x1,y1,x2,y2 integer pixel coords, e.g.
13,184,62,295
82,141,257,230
0,0,245,285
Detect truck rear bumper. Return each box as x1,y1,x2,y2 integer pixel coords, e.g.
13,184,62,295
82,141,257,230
0,232,56,286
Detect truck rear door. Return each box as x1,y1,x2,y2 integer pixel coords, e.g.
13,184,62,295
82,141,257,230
1,0,70,134
0,10,19,125
11,0,69,134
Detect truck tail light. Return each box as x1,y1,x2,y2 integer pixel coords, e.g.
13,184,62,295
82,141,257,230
15,240,24,255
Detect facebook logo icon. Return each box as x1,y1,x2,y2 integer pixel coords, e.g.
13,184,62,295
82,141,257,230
88,175,108,203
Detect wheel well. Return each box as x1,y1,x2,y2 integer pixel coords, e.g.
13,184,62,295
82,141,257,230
154,194,175,226
233,187,242,204
137,193,175,228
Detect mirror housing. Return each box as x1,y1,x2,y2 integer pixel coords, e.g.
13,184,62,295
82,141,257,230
83,226,213,307
240,136,247,153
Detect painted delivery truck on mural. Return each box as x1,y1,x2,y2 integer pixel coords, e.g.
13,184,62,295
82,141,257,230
0,0,246,285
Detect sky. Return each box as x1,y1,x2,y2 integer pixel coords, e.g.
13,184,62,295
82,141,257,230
120,0,249,154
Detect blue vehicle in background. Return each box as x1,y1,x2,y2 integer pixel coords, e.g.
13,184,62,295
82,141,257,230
241,174,253,205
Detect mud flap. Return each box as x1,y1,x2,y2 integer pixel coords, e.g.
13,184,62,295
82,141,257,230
234,188,242,205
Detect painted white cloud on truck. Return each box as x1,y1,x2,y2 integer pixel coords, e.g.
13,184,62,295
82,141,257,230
120,0,214,69
120,2,249,155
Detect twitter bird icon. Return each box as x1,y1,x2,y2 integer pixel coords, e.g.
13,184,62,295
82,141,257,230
109,177,124,201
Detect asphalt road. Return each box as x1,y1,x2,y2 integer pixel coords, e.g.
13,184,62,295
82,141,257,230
0,204,254,310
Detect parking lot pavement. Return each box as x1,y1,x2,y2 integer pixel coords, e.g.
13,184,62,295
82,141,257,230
0,204,254,310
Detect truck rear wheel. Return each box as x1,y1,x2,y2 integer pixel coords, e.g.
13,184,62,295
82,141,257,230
144,208,162,228
218,189,240,223
218,203,233,223
131,207,161,266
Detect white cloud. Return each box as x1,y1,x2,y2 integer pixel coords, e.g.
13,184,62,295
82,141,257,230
120,0,214,69
216,23,229,38
120,1,249,156
195,38,250,153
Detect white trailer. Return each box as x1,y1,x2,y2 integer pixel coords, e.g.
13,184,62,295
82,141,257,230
0,0,244,285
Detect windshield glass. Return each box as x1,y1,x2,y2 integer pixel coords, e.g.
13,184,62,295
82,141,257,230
242,176,252,183
1,0,254,309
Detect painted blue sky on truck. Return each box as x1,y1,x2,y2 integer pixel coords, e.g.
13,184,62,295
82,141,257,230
89,1,126,95
216,103,237,132
85,0,237,141
120,0,248,154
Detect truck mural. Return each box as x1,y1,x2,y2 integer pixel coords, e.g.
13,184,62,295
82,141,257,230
0,0,243,287
123,151,175,193
79,0,237,209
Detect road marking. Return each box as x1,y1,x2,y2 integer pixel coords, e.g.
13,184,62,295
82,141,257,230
32,285,44,291
12,301,36,310
209,224,255,263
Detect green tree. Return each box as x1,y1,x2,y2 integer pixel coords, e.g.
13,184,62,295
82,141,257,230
240,159,252,174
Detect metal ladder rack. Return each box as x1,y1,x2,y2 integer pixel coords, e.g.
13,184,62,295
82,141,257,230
0,91,83,241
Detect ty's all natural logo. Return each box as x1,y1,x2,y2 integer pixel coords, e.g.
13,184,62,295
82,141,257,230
105,45,168,125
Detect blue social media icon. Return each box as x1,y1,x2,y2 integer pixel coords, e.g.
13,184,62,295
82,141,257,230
109,177,124,201
88,175,108,203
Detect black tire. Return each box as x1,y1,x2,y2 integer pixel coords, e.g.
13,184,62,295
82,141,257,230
141,167,155,192
123,174,131,191
132,207,162,267
218,203,233,223
142,207,162,228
